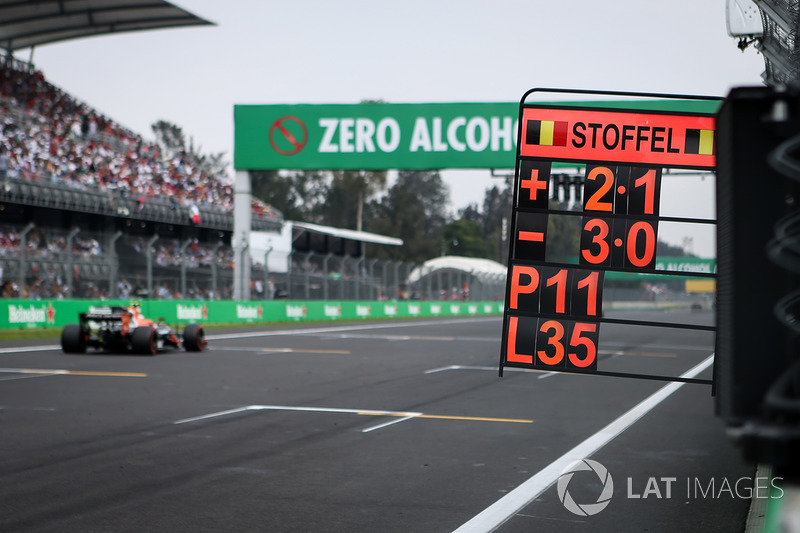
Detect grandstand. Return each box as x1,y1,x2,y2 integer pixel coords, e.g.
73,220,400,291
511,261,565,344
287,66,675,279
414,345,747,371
0,4,506,304
0,52,285,299
0,54,503,303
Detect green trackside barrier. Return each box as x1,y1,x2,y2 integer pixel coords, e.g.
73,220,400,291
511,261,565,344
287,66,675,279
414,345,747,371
0,299,506,331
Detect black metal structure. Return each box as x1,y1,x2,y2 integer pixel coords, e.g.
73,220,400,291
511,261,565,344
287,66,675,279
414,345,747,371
499,88,721,385
716,85,800,477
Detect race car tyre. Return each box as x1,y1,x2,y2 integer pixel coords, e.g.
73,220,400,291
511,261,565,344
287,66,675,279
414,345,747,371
61,324,87,353
183,323,206,352
131,326,157,355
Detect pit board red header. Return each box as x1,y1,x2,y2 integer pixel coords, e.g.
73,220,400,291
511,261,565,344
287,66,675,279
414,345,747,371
520,106,716,170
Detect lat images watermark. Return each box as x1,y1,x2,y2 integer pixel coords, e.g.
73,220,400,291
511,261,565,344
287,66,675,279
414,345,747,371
557,459,614,516
557,459,783,516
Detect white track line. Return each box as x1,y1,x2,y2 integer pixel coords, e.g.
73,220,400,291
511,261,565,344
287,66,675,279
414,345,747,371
0,345,60,354
361,416,417,433
204,317,495,341
173,404,424,425
424,365,543,375
452,353,715,533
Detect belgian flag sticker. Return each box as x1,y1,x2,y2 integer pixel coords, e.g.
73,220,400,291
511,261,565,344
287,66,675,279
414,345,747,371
526,120,568,147
684,128,715,156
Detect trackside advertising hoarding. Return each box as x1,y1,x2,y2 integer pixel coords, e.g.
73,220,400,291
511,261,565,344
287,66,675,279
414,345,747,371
234,102,519,170
0,300,505,331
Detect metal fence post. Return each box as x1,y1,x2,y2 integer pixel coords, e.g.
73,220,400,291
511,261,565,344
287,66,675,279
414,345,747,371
108,231,122,298
304,252,314,300
287,250,294,300
210,242,223,301
146,234,159,298
65,226,79,298
264,246,273,300
18,223,34,298
239,238,250,301
368,258,379,300
354,257,364,300
393,261,400,300
180,238,192,299
323,252,333,301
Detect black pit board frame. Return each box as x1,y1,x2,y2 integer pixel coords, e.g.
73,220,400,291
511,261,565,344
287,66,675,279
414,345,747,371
499,88,722,385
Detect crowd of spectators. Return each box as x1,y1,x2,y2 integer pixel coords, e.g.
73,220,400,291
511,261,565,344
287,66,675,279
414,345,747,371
0,57,286,301
0,57,281,222
0,225,239,300
0,225,102,261
130,237,234,268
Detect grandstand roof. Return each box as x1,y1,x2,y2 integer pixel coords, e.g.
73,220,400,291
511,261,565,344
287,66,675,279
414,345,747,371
0,0,213,52
407,256,508,283
291,221,403,247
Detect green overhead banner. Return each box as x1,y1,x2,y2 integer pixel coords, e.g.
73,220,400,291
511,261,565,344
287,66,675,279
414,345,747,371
234,102,519,170
233,100,722,171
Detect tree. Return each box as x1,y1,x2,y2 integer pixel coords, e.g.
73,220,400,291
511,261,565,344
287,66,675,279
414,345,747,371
151,120,228,179
462,178,514,263
365,170,450,263
151,120,185,154
657,239,695,257
316,99,390,231
443,219,494,258
324,170,388,231
250,170,329,222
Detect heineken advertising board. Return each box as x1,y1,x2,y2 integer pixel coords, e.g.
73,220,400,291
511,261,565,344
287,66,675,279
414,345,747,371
233,100,722,171
0,299,505,331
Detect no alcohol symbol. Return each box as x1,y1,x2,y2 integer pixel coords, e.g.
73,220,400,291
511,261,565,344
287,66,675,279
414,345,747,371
269,116,308,156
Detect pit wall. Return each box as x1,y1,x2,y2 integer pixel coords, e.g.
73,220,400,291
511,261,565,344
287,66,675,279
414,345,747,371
0,300,505,331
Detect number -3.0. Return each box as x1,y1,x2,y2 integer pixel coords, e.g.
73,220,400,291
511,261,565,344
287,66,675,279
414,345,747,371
580,217,658,270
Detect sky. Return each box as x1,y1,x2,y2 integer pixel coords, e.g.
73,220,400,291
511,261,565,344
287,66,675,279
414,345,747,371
25,0,766,257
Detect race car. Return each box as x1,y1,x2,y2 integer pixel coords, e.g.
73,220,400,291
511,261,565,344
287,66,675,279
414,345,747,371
60,304,207,355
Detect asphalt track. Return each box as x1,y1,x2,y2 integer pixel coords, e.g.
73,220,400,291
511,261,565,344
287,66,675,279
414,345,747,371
0,310,756,532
